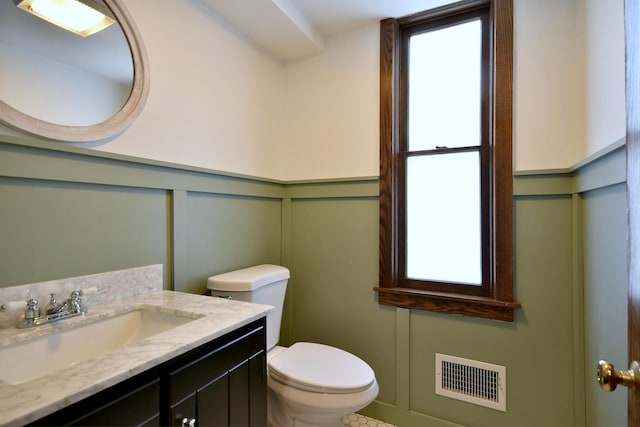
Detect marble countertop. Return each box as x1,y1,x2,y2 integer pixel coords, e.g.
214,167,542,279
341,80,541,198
0,290,272,427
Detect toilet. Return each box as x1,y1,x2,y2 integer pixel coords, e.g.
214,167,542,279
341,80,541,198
207,264,379,427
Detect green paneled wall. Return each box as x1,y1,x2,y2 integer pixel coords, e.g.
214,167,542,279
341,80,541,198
583,184,627,427
285,193,581,426
287,197,396,404
0,137,628,426
183,192,282,294
0,137,284,291
407,195,574,427
0,179,168,286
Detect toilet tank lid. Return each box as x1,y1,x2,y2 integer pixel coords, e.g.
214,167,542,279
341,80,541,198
207,264,290,291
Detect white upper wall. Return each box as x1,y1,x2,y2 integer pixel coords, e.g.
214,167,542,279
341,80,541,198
513,0,625,171
98,0,287,180
284,0,626,177
579,0,625,159
513,0,581,171
283,24,379,181
0,0,626,179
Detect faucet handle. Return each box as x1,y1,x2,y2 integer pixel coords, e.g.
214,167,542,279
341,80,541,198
25,297,40,321
69,290,86,314
45,293,57,312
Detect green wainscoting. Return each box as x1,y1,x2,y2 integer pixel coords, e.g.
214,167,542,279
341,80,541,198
0,136,628,426
0,136,284,291
0,180,169,286
183,192,283,294
582,184,627,427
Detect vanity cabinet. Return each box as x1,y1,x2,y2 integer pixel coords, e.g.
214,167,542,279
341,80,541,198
29,318,266,427
167,318,267,426
28,373,161,426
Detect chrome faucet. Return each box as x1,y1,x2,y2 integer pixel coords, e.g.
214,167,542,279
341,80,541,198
45,291,83,315
17,290,86,328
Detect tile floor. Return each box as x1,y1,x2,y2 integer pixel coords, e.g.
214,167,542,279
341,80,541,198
342,413,397,427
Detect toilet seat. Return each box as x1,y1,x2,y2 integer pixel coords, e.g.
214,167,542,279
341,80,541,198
268,342,375,394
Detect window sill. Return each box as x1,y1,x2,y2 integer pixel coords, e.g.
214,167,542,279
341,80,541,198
373,286,521,322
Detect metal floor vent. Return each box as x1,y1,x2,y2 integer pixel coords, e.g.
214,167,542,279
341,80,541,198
435,353,506,412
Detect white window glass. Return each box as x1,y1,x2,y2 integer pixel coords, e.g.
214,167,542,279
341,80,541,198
406,152,481,284
408,20,482,151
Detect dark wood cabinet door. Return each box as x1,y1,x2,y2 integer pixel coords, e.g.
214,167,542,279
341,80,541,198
248,352,267,426
168,319,267,427
29,375,160,427
169,393,196,427
229,360,250,426
196,373,230,426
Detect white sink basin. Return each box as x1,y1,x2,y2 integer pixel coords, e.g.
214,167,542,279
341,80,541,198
0,307,199,385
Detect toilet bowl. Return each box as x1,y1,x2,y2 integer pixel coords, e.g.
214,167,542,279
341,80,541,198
207,265,379,427
267,343,379,427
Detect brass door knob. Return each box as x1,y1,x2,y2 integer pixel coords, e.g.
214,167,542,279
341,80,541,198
597,360,640,392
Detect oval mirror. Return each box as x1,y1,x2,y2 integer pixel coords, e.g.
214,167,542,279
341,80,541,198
0,0,149,142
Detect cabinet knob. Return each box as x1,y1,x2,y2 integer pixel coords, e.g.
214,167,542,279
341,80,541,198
181,417,196,427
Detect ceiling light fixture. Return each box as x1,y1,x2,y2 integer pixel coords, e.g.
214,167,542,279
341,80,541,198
14,0,116,37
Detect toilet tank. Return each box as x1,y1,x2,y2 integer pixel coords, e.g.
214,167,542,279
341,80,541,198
207,264,289,350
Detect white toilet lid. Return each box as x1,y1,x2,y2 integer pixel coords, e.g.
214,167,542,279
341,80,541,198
268,342,375,394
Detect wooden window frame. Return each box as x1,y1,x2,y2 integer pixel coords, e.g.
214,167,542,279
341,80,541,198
374,0,520,322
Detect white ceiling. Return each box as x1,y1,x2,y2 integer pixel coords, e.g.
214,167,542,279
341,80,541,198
199,0,455,62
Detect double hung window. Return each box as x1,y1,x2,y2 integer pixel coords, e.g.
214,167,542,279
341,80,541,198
375,0,520,321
